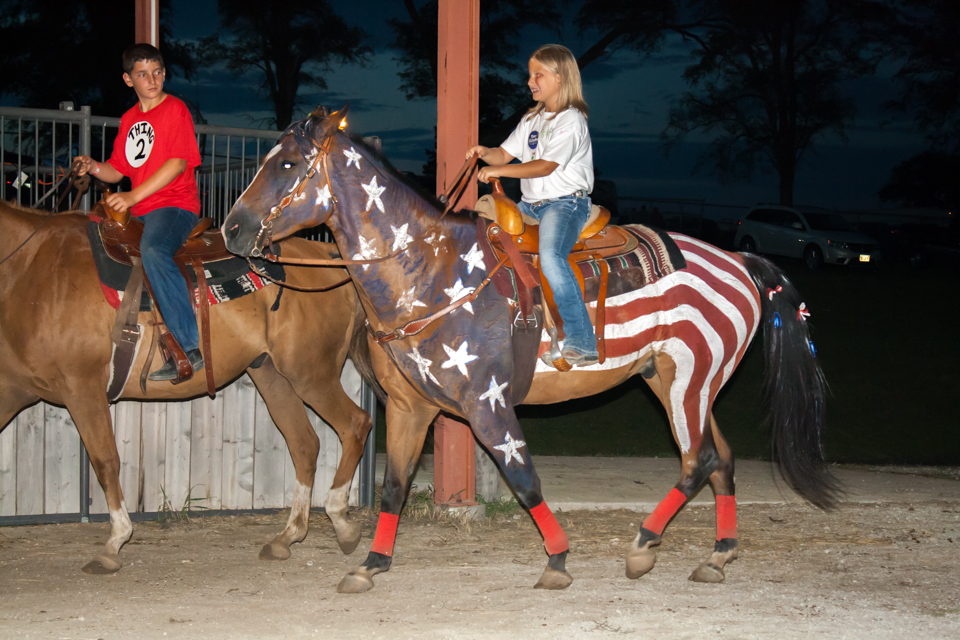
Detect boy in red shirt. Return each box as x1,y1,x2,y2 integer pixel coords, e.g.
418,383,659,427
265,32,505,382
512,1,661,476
75,43,203,381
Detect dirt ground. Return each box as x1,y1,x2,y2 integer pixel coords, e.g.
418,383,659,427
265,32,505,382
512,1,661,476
1,498,959,640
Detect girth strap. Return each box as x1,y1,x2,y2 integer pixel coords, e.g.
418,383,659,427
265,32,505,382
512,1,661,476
192,259,216,399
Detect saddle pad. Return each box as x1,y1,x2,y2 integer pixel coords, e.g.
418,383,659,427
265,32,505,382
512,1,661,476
86,220,285,310
576,224,685,284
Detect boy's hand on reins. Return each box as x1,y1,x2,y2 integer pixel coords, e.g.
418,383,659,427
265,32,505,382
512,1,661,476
73,156,98,177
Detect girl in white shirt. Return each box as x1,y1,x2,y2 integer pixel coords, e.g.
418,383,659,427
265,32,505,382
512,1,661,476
467,44,597,367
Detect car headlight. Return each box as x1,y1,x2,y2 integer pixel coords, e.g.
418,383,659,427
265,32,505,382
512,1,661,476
827,240,850,250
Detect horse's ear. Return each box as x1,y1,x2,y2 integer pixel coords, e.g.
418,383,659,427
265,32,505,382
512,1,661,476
323,102,350,135
310,102,349,147
309,105,327,119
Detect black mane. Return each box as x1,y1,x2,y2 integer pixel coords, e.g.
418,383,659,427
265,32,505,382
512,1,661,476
345,133,446,213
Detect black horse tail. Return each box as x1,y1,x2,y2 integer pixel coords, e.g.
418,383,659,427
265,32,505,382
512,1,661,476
741,253,839,509
348,295,387,404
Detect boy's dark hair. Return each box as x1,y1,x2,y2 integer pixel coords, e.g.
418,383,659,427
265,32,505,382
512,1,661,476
122,43,164,74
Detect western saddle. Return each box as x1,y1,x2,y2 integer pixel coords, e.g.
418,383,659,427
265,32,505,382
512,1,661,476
96,194,230,398
475,178,636,371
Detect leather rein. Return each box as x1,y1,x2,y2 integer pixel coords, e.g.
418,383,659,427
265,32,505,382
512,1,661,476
0,165,84,269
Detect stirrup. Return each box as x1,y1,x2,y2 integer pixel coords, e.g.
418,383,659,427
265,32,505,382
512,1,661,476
560,347,599,367
148,349,204,382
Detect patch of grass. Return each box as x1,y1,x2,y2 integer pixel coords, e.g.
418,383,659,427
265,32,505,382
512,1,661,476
157,485,209,525
478,495,520,520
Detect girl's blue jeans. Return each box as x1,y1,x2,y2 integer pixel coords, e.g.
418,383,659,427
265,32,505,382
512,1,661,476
517,196,598,357
140,207,200,352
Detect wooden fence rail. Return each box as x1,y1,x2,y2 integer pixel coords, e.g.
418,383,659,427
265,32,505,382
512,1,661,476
0,364,364,519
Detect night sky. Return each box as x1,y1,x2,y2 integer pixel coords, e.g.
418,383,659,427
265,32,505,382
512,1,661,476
165,0,926,216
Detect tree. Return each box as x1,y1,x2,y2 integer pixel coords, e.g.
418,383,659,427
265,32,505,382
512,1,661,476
886,0,960,152
577,0,891,205
0,0,195,116
662,0,891,205
878,151,960,211
201,1,370,131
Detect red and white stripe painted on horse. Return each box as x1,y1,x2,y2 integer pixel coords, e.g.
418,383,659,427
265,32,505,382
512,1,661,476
535,235,762,453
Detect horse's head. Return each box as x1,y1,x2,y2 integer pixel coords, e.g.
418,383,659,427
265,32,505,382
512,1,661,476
223,104,349,256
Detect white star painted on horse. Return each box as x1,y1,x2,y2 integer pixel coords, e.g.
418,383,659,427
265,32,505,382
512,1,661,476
407,350,440,385
315,184,332,209
396,286,427,313
391,223,413,251
441,340,478,378
352,235,378,271
479,376,508,412
443,278,475,314
362,176,386,213
460,243,486,274
305,148,319,165
343,147,362,170
425,232,446,256
494,433,526,466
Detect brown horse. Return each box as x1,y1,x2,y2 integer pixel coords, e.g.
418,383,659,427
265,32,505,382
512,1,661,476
223,106,836,593
0,201,370,573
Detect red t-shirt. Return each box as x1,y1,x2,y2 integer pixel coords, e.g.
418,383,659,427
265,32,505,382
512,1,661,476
108,95,202,217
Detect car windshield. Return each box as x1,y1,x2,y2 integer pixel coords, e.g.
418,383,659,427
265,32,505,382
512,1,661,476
803,212,854,231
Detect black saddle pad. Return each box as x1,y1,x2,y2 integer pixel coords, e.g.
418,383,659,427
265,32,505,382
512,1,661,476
86,220,285,310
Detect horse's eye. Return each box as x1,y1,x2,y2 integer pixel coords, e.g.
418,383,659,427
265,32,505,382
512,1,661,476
280,161,296,171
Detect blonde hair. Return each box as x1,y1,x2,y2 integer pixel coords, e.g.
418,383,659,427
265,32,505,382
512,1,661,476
525,44,588,121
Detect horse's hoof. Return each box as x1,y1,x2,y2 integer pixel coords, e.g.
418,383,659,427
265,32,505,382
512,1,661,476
259,541,291,561
337,526,362,555
337,571,375,594
689,562,725,583
82,554,122,574
533,567,573,590
625,547,656,580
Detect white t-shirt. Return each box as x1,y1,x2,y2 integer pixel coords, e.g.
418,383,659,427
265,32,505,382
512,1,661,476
501,107,594,202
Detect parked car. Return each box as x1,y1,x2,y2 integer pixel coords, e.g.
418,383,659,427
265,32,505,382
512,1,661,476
733,205,881,268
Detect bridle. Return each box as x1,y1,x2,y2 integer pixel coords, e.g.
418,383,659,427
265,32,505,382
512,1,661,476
251,121,335,260
247,115,500,345
252,119,478,263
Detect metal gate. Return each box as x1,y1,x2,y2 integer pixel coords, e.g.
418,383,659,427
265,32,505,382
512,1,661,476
0,105,377,524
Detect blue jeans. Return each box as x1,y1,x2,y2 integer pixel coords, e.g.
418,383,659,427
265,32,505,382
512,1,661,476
518,196,598,357
140,207,200,352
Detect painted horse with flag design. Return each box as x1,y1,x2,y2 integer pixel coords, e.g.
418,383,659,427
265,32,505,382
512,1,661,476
222,104,837,593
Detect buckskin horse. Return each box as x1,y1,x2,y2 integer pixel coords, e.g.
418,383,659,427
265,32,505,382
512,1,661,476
0,200,372,573
223,105,836,593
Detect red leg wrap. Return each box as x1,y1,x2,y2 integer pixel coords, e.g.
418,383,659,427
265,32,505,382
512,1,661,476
370,512,400,556
716,495,737,540
530,501,569,555
642,487,687,535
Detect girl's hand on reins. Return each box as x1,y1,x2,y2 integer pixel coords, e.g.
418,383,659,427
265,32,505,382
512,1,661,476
466,145,489,161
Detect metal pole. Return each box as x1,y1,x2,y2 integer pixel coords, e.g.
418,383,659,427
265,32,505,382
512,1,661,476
79,442,90,523
358,382,377,509
79,106,91,211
